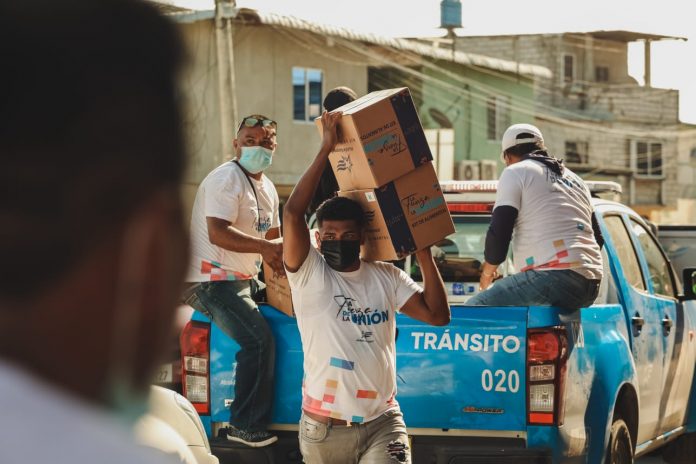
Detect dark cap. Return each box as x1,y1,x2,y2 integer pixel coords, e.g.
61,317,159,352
323,86,358,111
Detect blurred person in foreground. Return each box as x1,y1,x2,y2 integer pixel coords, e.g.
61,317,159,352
0,0,188,463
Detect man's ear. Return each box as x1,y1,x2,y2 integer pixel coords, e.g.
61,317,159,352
314,230,321,249
232,138,240,158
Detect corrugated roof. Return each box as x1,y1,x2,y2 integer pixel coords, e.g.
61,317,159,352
168,6,552,79
457,30,687,43
582,30,687,43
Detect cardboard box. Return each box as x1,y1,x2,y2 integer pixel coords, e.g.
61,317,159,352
262,239,294,317
316,87,433,190
339,162,455,261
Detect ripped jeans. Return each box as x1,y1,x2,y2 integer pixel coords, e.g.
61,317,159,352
299,410,411,464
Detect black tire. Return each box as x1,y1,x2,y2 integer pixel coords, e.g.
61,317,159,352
663,432,696,463
605,417,634,464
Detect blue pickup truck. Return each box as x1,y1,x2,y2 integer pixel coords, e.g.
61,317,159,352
175,181,696,464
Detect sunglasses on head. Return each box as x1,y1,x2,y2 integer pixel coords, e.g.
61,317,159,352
238,116,277,132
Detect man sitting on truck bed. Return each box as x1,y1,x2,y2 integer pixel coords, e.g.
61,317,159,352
468,123,603,310
183,115,283,447
282,111,451,464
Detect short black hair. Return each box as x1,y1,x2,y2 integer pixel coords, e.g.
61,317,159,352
323,87,358,112
315,196,365,229
504,133,546,158
0,0,185,299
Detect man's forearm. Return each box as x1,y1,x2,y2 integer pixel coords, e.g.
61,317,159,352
211,225,269,254
484,205,518,265
415,250,450,322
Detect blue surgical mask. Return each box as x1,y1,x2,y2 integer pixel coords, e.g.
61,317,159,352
238,146,273,174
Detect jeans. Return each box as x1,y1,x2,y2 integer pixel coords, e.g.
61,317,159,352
184,280,275,432
299,410,411,464
466,269,600,310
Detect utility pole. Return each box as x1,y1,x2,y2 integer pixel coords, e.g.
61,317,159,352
215,0,238,163
643,39,652,88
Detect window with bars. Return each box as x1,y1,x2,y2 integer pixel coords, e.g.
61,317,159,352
562,54,575,83
629,139,663,177
564,141,589,164
292,67,323,122
486,96,511,141
595,66,609,82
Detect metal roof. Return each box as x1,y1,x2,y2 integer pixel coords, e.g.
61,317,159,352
581,30,687,42
168,6,552,79
457,30,687,43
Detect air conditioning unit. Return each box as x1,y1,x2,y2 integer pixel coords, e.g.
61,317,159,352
479,160,499,180
456,160,480,181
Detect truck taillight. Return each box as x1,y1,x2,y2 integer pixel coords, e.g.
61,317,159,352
447,203,494,213
181,320,210,414
527,328,568,426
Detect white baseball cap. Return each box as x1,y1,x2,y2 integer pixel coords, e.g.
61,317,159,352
501,123,544,160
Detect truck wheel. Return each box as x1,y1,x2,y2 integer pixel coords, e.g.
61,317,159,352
605,418,633,464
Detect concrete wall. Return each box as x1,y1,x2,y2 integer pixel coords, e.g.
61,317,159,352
677,128,696,198
177,19,368,208
456,34,677,124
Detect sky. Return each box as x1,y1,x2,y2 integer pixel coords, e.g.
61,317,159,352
168,0,696,124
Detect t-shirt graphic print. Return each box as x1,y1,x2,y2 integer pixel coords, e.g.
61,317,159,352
287,246,421,423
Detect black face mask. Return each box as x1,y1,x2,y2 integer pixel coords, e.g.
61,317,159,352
320,240,361,271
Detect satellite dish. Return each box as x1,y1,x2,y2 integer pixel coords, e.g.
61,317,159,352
429,108,453,128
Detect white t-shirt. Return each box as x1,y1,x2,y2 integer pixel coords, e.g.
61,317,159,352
0,360,179,464
286,247,421,423
495,159,603,280
188,161,280,282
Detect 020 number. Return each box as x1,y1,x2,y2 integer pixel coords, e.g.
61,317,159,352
481,369,520,393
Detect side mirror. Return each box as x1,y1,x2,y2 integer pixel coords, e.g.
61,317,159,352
683,268,696,301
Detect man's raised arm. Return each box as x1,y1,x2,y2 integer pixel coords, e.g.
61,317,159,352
283,111,341,272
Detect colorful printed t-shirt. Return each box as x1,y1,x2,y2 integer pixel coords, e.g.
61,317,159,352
495,159,603,280
187,161,279,282
286,246,421,423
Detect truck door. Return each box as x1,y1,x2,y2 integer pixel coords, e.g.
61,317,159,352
601,215,664,444
628,218,692,434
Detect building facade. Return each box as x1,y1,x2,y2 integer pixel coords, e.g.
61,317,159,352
165,6,550,211
455,31,696,220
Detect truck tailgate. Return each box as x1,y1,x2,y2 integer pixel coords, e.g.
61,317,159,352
395,306,528,432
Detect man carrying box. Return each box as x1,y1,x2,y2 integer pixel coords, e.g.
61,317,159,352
283,111,451,464
183,115,283,447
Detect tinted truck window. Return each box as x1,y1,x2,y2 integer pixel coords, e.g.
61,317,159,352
630,219,676,298
603,215,645,291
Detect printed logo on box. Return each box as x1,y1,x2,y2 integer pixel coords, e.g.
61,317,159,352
364,209,376,223
336,155,353,172
365,192,376,202
363,130,405,157
401,194,445,217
